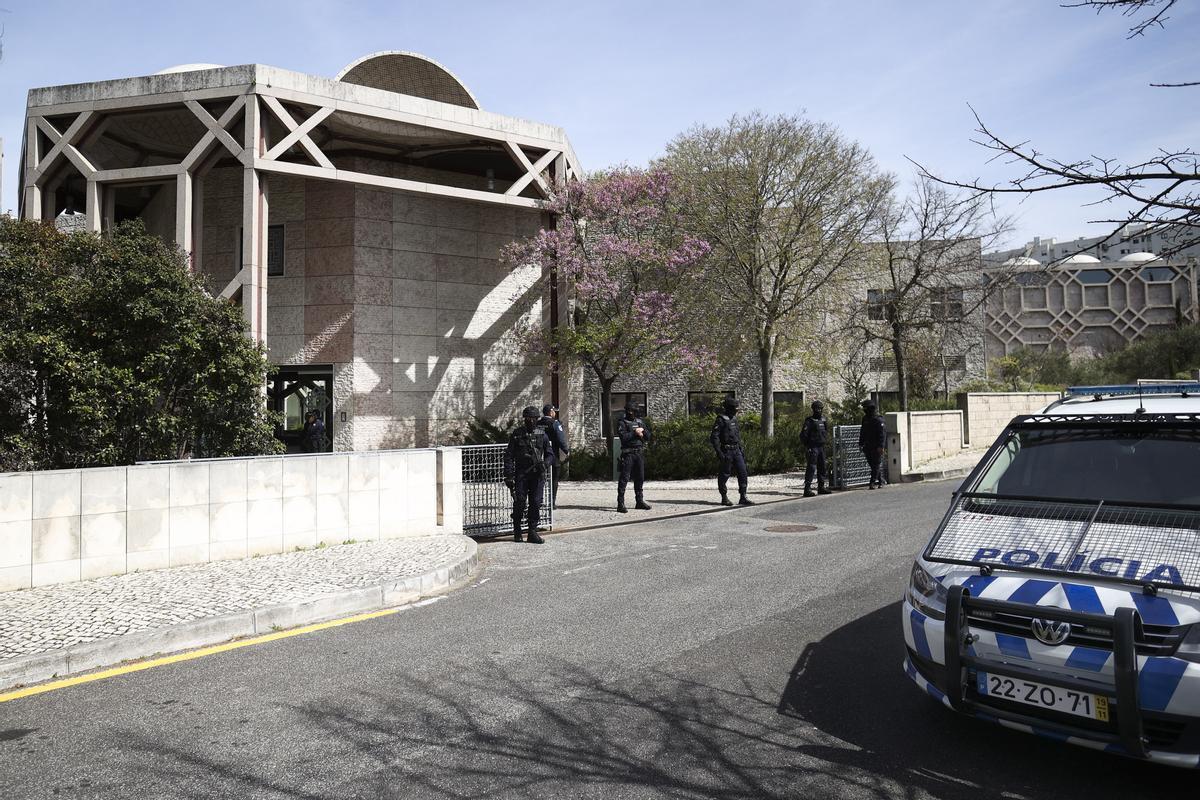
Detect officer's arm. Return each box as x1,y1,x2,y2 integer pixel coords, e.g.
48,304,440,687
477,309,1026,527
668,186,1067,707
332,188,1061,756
543,433,554,466
556,422,569,456
616,420,633,447
641,421,652,443
710,419,722,454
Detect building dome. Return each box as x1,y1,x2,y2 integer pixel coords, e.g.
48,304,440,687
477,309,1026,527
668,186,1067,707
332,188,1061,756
1056,253,1101,265
1118,251,1161,263
155,63,226,74
1002,256,1041,267
336,51,479,109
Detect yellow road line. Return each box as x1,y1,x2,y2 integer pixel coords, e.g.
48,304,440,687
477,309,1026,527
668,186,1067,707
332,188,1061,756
0,606,402,704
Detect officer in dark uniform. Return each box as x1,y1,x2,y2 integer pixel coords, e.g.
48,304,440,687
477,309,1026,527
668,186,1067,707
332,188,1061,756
710,397,753,506
858,399,888,489
504,406,554,543
616,401,652,513
801,400,832,497
540,403,570,507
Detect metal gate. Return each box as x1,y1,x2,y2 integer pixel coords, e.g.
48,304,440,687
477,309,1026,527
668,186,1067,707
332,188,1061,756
460,444,553,538
830,425,888,489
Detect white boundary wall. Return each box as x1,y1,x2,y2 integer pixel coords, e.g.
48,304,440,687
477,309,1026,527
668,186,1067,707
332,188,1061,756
0,449,458,593
957,392,1062,447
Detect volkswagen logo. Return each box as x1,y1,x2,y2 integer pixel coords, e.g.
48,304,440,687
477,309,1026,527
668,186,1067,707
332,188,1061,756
1031,618,1071,646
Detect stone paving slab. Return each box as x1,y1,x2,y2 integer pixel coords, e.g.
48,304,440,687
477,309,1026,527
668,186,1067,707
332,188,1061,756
0,535,477,689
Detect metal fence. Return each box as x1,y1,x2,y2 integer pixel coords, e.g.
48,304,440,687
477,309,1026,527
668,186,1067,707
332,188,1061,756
460,444,553,538
829,425,888,489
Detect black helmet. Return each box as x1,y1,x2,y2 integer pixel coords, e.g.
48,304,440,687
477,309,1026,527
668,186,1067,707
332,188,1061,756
522,406,541,420
811,400,824,412
723,396,739,412
861,399,877,411
542,403,556,416
624,400,639,414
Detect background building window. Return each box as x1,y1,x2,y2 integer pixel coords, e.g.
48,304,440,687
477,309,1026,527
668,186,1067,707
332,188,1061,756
930,287,964,321
773,391,806,420
869,355,897,372
867,288,895,321
1077,269,1113,284
1140,266,1176,283
238,224,287,277
687,391,734,416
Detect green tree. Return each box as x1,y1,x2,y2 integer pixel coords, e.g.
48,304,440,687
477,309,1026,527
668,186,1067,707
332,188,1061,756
663,111,891,436
0,218,282,470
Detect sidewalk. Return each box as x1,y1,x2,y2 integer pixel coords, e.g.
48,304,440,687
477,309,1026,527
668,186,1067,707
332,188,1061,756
552,472,810,531
0,535,478,692
901,448,987,483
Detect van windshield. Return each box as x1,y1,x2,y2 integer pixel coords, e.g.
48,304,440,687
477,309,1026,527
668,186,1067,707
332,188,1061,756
971,426,1200,507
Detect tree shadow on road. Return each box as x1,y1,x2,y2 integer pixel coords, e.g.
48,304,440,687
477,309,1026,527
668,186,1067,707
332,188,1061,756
117,604,1198,799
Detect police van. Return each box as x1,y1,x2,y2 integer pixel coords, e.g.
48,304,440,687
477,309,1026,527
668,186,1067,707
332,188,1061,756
903,384,1200,767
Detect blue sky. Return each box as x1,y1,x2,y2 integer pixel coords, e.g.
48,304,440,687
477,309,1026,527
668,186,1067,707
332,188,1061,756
1,0,1196,249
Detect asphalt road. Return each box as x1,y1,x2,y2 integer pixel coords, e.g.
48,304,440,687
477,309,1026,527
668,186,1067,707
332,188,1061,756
1,480,1195,799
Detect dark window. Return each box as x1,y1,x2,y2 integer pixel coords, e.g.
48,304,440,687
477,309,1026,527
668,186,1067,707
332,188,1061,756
930,287,964,321
774,391,805,420
939,353,968,371
870,356,897,372
237,224,287,276
688,391,734,416
1015,271,1050,286
1140,266,1176,283
1076,269,1112,285
867,288,895,321
267,225,286,276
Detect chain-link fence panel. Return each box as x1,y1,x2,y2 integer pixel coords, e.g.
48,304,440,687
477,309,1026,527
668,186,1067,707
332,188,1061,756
460,444,553,537
830,425,889,489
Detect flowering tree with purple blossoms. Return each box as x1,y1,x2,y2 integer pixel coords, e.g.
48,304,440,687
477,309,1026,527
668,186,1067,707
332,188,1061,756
502,167,714,441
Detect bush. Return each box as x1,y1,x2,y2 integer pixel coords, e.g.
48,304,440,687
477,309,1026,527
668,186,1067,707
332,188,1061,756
561,413,807,481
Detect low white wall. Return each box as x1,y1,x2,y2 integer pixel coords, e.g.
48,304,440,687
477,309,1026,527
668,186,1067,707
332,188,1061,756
0,448,454,592
885,411,965,474
957,392,1062,447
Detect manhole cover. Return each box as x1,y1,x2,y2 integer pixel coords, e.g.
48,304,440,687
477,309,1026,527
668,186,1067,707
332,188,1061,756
762,524,819,533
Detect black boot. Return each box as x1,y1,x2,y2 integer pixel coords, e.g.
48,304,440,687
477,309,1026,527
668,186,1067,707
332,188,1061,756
617,501,628,513
739,495,754,505
818,486,832,495
803,488,816,498
635,499,651,510
513,530,524,542
527,530,545,544
720,493,733,506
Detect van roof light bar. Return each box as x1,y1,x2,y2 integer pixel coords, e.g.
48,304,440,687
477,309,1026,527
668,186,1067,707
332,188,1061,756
1067,383,1200,398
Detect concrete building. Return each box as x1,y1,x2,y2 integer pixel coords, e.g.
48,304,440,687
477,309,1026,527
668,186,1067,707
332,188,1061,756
20,53,581,451
985,223,1200,265
983,252,1199,358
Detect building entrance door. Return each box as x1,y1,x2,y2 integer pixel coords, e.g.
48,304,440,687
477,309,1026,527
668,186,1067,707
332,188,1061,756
268,367,334,453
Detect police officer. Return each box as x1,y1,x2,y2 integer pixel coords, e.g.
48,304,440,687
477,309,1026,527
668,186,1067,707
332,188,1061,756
504,406,554,544
302,411,326,453
616,401,652,513
710,397,753,506
540,403,570,507
858,399,888,489
801,400,832,497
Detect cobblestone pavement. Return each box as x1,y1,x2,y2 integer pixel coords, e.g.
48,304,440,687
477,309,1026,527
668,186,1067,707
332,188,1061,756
0,536,472,661
552,472,810,531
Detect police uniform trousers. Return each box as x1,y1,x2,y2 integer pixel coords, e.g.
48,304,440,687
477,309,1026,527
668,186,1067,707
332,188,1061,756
804,446,827,490
719,447,749,497
863,448,885,486
618,448,646,504
512,469,545,534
